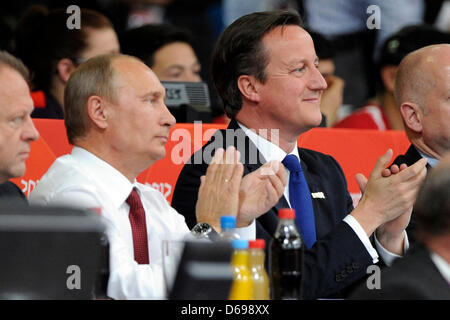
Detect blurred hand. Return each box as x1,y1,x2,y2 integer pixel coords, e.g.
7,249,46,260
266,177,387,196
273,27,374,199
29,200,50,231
195,146,243,231
320,75,344,127
236,161,287,227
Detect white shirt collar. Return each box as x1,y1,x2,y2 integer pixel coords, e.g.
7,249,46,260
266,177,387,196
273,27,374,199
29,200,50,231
237,121,300,163
71,146,138,209
430,251,450,284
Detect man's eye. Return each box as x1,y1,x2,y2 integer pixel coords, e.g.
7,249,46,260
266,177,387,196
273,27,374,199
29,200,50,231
12,117,23,125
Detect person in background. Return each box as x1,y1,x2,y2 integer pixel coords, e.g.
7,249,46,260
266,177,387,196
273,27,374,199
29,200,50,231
308,30,345,127
351,153,450,300
120,23,229,124
13,5,120,119
0,51,39,202
334,25,450,130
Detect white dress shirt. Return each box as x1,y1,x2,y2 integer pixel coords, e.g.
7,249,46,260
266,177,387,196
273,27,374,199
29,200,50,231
29,146,252,299
430,252,450,285
238,122,408,265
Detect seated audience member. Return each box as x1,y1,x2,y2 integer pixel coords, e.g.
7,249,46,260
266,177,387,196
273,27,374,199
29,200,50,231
14,5,120,119
120,24,229,124
308,30,345,127
0,51,39,203
351,153,450,300
120,24,201,82
29,54,286,299
334,25,450,130
172,11,428,299
390,44,450,245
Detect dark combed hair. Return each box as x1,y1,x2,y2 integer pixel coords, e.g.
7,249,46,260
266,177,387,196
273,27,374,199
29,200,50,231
13,5,113,92
211,10,302,118
415,165,450,237
119,24,195,68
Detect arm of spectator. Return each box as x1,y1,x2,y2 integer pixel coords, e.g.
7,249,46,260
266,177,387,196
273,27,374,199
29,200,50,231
320,75,344,127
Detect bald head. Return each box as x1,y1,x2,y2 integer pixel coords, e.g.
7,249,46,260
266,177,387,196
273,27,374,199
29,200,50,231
395,44,450,112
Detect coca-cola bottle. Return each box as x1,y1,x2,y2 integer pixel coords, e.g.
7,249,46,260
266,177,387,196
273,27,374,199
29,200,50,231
269,208,304,300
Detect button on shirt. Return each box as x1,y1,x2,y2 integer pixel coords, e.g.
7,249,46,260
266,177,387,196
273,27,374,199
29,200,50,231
238,122,408,265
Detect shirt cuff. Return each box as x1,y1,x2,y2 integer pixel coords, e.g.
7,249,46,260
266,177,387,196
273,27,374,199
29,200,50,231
235,220,256,240
374,230,409,267
343,215,379,264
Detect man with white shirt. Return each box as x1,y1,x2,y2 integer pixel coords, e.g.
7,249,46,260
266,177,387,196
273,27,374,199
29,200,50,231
351,154,450,299
391,44,450,245
29,54,286,299
172,11,428,299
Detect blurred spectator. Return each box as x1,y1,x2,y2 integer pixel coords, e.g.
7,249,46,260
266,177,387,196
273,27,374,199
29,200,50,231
304,0,424,108
13,5,120,119
434,0,450,32
222,0,299,27
334,25,450,130
120,23,229,124
120,24,201,82
308,30,345,127
351,153,450,300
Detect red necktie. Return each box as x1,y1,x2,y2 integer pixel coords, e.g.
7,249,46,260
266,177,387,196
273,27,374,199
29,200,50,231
126,188,150,264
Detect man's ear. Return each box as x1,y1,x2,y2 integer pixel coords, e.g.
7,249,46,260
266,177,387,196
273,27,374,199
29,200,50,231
56,58,77,83
400,102,423,133
87,96,109,130
237,75,260,103
380,65,398,93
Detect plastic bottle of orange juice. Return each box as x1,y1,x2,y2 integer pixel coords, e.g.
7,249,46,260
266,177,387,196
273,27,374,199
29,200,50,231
228,239,252,300
248,239,270,300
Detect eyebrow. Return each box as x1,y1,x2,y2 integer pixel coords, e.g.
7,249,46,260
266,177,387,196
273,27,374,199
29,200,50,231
286,57,320,67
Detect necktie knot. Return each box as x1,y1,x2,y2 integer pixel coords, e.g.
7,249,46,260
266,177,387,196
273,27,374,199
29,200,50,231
126,188,142,210
282,154,302,174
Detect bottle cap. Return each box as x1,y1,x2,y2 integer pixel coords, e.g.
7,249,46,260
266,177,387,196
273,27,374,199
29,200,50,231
278,208,295,219
231,239,248,250
249,239,265,249
220,216,236,229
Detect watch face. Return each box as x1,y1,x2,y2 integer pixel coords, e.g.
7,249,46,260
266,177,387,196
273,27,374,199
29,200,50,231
192,223,211,235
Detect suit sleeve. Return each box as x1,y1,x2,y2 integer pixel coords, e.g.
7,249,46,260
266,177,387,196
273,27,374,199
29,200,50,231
171,151,208,229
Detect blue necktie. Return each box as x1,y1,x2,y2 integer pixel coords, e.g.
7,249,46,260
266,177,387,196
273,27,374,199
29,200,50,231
282,154,317,249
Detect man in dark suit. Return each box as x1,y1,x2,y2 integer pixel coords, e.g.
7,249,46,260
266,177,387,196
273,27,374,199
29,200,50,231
172,11,428,299
351,154,450,299
391,44,450,244
0,51,39,202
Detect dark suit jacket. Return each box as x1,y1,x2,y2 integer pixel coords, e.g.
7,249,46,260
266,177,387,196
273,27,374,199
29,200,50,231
391,144,433,246
0,181,27,204
172,119,375,299
350,243,450,299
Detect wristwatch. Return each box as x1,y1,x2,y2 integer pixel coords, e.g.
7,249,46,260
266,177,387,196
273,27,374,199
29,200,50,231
190,222,219,241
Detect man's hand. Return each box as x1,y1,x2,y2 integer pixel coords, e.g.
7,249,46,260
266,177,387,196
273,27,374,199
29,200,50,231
351,149,427,241
236,161,287,228
195,146,243,231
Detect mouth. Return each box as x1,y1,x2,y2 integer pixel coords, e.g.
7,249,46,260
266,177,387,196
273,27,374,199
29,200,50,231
18,151,30,159
156,136,169,143
302,97,320,103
